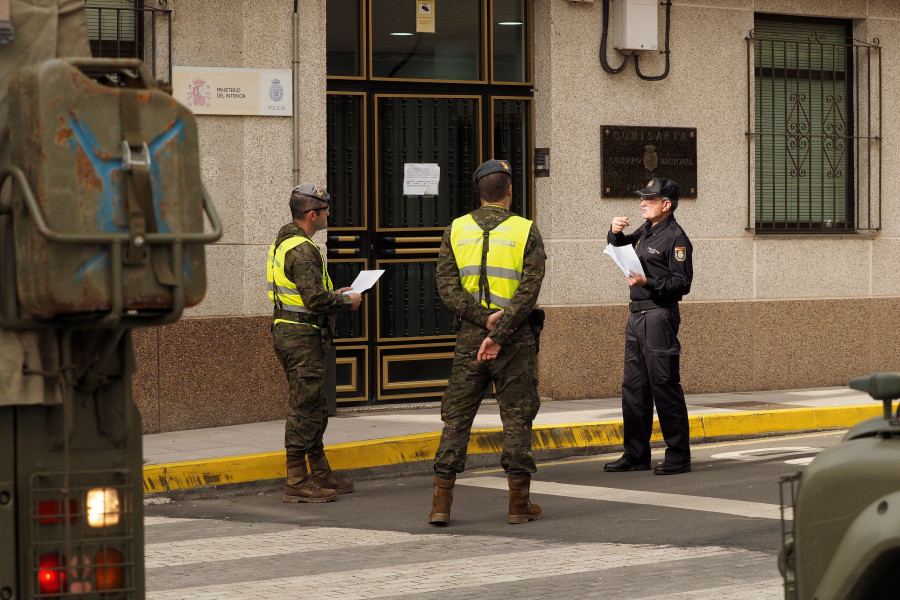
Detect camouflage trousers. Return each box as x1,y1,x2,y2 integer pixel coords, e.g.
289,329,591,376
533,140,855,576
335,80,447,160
272,323,328,462
433,342,540,480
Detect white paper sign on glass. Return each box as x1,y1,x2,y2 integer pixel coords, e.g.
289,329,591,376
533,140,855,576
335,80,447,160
403,163,440,196
342,270,385,294
604,243,645,278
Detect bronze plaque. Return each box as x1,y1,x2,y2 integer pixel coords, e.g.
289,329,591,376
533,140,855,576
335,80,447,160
601,126,697,198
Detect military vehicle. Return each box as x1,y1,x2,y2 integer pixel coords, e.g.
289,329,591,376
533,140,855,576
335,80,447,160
778,372,900,600
1,4,221,597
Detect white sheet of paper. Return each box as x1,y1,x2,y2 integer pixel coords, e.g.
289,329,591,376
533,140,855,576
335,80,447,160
604,243,645,278
403,163,440,196
342,269,385,294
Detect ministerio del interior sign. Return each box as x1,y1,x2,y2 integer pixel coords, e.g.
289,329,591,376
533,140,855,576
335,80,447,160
601,125,697,198
172,66,293,116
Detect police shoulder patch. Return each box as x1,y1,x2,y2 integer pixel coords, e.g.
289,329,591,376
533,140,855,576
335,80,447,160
674,247,686,262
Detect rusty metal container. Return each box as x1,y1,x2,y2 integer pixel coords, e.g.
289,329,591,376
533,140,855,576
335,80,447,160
6,58,209,317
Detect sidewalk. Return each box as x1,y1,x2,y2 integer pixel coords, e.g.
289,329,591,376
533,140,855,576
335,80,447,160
142,386,881,497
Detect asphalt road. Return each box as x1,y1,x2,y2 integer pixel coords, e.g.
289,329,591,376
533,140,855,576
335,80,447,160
144,431,844,599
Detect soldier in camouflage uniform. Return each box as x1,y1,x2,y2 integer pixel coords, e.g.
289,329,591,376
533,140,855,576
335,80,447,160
268,184,362,503
429,159,546,526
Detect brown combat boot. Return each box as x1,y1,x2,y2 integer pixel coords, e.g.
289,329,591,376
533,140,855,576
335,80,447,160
282,460,338,503
308,452,355,494
508,475,542,524
428,475,456,525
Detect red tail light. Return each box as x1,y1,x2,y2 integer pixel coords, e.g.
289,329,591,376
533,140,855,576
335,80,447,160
38,553,67,595
37,499,78,524
94,548,125,591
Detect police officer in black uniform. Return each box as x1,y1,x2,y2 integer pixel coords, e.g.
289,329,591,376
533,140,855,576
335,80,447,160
604,178,694,475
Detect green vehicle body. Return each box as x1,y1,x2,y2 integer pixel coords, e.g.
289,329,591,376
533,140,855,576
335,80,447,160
780,372,900,600
0,55,220,599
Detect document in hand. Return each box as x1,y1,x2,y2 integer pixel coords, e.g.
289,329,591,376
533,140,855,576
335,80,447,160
604,244,645,278
342,269,385,294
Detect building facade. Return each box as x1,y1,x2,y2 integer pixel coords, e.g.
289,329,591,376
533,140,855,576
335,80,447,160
96,0,900,433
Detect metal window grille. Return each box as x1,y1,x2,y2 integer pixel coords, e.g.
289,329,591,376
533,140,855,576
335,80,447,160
746,21,881,232
493,98,532,217
85,1,173,86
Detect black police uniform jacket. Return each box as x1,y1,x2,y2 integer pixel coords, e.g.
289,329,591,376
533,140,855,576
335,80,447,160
607,216,693,304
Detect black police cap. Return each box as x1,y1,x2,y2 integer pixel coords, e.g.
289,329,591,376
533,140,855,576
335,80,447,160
292,183,331,203
635,178,680,204
473,159,512,184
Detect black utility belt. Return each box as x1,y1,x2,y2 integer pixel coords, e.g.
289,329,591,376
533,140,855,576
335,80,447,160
629,300,675,313
273,308,320,324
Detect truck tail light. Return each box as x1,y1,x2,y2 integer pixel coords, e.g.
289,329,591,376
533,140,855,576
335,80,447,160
94,548,125,591
37,499,78,524
86,487,119,527
38,553,67,595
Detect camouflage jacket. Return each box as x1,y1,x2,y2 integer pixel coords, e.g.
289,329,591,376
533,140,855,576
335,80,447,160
273,223,353,317
437,204,546,348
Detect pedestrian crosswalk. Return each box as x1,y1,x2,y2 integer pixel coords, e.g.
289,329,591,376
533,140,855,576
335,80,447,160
145,514,784,599
458,477,787,520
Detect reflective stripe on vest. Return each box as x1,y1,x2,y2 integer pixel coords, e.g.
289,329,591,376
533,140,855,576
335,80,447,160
266,235,332,325
450,213,532,309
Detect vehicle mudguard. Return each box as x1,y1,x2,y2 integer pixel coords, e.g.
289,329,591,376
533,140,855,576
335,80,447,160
812,489,900,600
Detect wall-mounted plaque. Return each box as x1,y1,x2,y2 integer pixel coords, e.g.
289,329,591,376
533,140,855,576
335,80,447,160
601,126,697,198
173,66,293,116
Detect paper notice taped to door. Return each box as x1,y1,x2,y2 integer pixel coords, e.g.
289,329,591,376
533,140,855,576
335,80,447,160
403,163,440,196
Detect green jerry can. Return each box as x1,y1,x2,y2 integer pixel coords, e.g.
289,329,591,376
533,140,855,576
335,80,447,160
6,58,208,317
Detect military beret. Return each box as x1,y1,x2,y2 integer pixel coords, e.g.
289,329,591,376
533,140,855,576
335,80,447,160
473,159,512,184
292,183,331,203
635,177,680,205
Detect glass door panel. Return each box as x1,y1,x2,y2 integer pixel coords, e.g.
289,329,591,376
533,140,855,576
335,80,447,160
376,258,454,342
492,0,530,82
492,96,532,217
329,258,366,342
375,95,481,230
326,0,364,77
326,92,366,229
370,0,484,81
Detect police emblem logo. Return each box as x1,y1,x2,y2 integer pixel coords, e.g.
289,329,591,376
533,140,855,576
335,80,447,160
675,247,686,262
268,78,284,103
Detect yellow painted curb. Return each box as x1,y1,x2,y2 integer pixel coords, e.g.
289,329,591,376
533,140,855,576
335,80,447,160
143,404,883,493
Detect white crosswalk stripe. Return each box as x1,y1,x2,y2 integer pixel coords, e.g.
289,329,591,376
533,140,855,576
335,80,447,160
458,476,786,520
144,516,201,527
143,517,782,600
634,582,785,600
145,526,438,568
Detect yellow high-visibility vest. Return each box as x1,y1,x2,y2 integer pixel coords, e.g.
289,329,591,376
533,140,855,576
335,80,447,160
450,213,532,309
266,235,332,326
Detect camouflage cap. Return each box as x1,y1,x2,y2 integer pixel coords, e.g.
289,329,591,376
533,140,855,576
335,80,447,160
292,183,331,203
635,177,679,206
473,159,512,184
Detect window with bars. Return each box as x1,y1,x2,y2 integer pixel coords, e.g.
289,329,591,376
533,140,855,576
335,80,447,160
748,16,881,232
84,0,172,83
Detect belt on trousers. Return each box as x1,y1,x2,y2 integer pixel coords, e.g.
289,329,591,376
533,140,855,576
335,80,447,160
629,299,675,313
273,307,320,325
